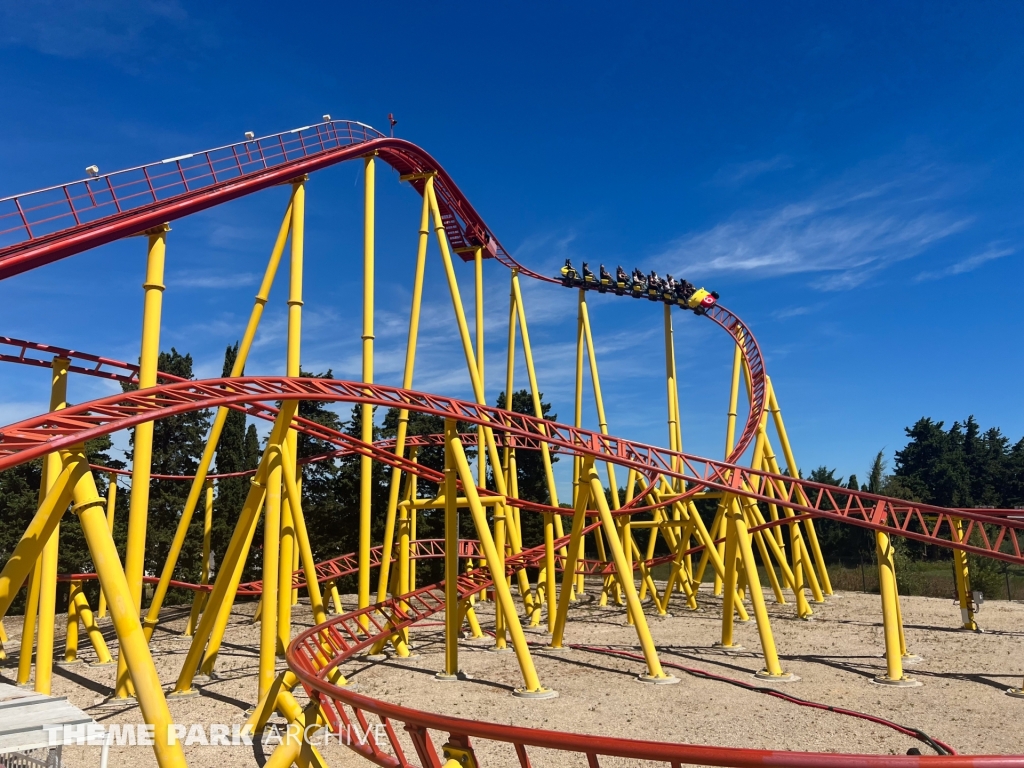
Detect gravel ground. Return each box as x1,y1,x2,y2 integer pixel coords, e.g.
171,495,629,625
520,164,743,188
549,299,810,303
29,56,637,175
4,584,1023,768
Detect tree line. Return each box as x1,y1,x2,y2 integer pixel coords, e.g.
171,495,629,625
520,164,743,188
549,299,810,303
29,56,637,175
1,342,1020,606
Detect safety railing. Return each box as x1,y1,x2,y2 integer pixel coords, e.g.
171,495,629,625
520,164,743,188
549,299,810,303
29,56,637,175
0,120,384,250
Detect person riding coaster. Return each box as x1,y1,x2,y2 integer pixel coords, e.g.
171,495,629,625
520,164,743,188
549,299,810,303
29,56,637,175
582,261,597,284
631,268,647,294
560,259,719,313
615,266,629,294
646,270,663,301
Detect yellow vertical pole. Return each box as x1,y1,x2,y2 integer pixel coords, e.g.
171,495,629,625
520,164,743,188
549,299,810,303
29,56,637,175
36,355,71,695
573,291,586,595
396,448,415,645
580,295,620,505
278,178,305,653
72,584,112,664
16,557,39,684
729,495,792,679
510,274,568,554
278,443,326,627
185,480,214,636
97,474,116,618
62,447,186,768
259,435,283,701
143,201,292,639
440,419,460,679
474,247,486,488
874,525,917,685
118,224,167,698
358,155,375,628
63,580,80,664
549,456,594,647
376,180,432,602
719,497,741,648
715,341,744,596
663,305,682,456
951,519,977,630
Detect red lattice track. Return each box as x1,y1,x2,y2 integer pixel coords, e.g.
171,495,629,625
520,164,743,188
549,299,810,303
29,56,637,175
0,122,765,466
0,376,1021,567
2,121,1020,767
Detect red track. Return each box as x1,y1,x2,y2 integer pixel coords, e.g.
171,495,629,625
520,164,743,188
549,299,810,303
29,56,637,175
0,376,1021,566
0,122,765,466
1,121,1019,767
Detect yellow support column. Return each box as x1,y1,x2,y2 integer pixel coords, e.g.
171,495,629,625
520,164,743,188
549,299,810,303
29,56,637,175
259,442,283,702
376,178,432,603
510,272,569,560
71,583,112,665
873,525,920,687
951,519,978,630
278,177,305,653
729,495,795,681
63,581,80,664
474,246,486,489
185,480,214,637
36,355,71,695
16,557,40,685
548,457,594,647
119,224,168,699
97,474,116,618
358,155,375,628
62,447,186,768
438,419,461,680
143,199,292,640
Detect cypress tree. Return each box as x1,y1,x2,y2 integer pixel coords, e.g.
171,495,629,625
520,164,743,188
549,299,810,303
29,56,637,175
213,343,250,572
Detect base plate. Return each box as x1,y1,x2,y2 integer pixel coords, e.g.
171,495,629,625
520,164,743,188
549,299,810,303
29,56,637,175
637,674,680,685
871,674,922,688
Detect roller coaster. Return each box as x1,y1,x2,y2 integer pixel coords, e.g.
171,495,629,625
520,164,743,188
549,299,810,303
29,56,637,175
0,119,1022,768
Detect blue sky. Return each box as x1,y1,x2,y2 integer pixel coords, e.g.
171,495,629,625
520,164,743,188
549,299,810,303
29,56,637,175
0,1,1021,496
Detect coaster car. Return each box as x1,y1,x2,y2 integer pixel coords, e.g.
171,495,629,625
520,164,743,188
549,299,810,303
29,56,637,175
684,287,719,315
557,259,718,315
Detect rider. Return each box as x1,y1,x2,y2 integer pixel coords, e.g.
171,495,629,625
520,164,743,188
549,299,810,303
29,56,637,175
582,262,596,283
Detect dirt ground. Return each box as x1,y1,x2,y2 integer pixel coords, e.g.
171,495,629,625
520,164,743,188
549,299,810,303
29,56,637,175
4,584,1023,768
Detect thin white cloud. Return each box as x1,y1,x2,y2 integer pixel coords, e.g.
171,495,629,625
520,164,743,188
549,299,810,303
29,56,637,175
712,155,794,186
655,163,973,291
771,304,820,320
0,1,194,59
169,272,260,289
914,245,1014,282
